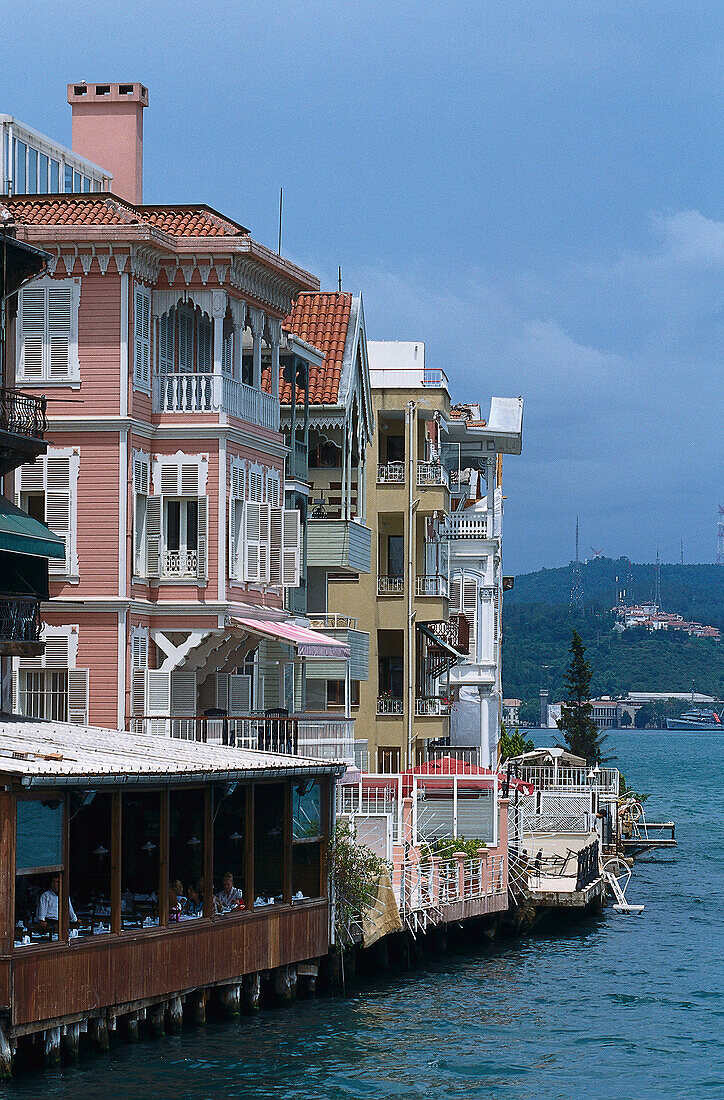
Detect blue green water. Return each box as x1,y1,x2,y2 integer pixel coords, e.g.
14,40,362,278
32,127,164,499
4,731,722,1099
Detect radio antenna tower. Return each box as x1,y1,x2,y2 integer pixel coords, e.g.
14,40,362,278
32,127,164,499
717,504,724,565
654,549,661,610
570,516,583,609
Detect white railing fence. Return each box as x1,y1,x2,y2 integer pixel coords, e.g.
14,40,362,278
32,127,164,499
443,512,488,539
415,574,448,597
398,854,506,913
417,462,448,488
154,372,279,431
415,697,451,717
377,697,404,715
378,576,404,595
517,765,619,795
163,549,198,577
377,463,405,483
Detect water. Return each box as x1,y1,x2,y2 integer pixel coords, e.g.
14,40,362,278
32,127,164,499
4,732,722,1099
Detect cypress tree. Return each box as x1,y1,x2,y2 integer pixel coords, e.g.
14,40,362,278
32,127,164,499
557,630,605,763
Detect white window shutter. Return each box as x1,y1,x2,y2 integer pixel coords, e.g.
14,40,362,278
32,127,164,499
67,669,89,725
43,634,70,668
231,461,245,500
132,668,147,716
160,464,179,496
179,311,194,373
47,285,73,379
282,508,302,587
45,455,71,575
134,285,151,387
229,673,252,715
131,630,148,670
170,671,196,715
258,503,271,583
269,506,284,586
215,673,228,711
198,317,212,373
146,670,171,715
222,327,233,375
249,468,264,502
19,286,45,379
180,464,199,496
133,454,149,576
229,496,242,580
243,501,262,583
196,496,208,581
146,496,162,577
19,460,44,493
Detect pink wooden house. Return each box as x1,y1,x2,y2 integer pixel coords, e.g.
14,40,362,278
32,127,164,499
6,82,352,757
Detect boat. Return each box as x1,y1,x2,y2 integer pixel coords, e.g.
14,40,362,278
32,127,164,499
666,708,722,731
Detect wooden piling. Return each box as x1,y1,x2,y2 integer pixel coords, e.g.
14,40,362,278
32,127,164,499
89,1016,109,1052
166,996,183,1034
243,972,261,1013
61,1022,80,1063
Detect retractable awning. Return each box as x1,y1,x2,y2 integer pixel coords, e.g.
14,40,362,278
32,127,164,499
234,617,350,659
0,496,65,560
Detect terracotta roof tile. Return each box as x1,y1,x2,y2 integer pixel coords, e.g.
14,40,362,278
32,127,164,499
141,206,246,237
7,196,139,226
269,291,352,406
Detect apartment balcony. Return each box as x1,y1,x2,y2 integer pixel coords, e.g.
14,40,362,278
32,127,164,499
377,697,404,716
425,613,470,656
286,439,308,482
415,696,452,717
0,595,43,656
307,518,372,573
417,462,448,489
153,373,280,432
377,462,405,484
306,612,370,681
416,574,448,598
0,388,47,477
129,713,356,765
378,575,404,596
444,512,489,540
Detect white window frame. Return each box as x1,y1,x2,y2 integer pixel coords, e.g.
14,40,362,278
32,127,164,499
228,457,246,583
14,624,89,725
17,447,80,580
16,276,81,384
132,450,150,578
148,453,209,585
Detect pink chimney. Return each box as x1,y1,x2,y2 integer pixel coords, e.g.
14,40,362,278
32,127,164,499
67,82,148,205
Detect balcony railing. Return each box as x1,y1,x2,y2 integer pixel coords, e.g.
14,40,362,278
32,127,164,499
425,613,470,655
286,439,308,480
0,596,42,645
417,462,448,488
129,714,355,762
398,854,505,916
0,388,46,438
416,574,448,598
163,549,198,577
444,513,488,539
415,697,451,717
378,575,404,596
517,765,619,795
377,462,405,484
377,697,403,715
153,373,279,431
307,612,359,629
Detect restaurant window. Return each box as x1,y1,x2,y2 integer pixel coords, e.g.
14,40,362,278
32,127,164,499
254,783,285,906
121,791,161,930
213,784,247,914
169,788,206,921
15,798,65,946
292,780,323,901
69,791,113,937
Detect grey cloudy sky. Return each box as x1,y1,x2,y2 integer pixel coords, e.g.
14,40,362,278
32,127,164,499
5,0,722,573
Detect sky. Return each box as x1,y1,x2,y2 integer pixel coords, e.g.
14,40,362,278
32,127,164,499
4,0,722,573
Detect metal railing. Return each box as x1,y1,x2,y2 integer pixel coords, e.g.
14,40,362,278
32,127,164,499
425,613,470,655
153,373,279,431
443,513,488,539
416,574,448,598
307,612,359,630
0,388,46,438
517,765,619,795
378,575,404,595
417,462,448,488
399,854,505,914
0,596,42,644
377,697,403,715
425,747,480,768
286,439,308,480
377,462,405,484
163,549,198,577
129,714,355,761
415,697,451,717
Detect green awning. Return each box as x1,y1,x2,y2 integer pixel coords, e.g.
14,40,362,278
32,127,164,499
0,496,65,559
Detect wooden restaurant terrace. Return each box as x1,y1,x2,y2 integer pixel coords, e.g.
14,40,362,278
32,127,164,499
0,716,343,1071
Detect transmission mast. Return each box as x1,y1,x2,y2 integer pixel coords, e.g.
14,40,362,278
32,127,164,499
717,504,724,565
654,549,661,610
570,516,583,609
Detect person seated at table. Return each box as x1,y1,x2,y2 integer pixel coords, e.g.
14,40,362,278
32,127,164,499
169,879,184,917
37,875,77,926
216,871,244,912
185,884,204,917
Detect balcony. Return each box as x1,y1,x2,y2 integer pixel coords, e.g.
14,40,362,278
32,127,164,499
416,574,448,598
426,613,470,655
377,462,405,484
415,696,451,717
306,613,370,681
286,439,308,481
0,595,42,656
307,519,372,574
417,462,448,489
377,697,403,716
0,388,47,477
153,373,279,432
163,549,197,578
129,714,356,764
444,512,488,540
378,575,404,596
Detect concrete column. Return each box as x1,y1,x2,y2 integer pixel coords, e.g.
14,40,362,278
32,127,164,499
478,848,489,896
454,851,467,901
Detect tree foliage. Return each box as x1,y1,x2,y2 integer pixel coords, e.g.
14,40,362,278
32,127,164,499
329,821,390,943
557,630,606,763
499,723,534,761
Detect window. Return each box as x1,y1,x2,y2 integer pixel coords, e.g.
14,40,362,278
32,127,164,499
327,680,360,707
132,452,150,576
27,147,37,194
170,788,206,921
121,791,161,930
228,459,245,581
18,278,80,382
73,171,82,192
69,792,113,937
83,176,91,192
15,141,26,193
386,434,404,464
377,747,401,773
50,159,59,192
240,503,301,587
19,669,69,721
18,448,79,576
39,153,48,192
450,572,479,651
15,798,66,946
164,498,199,577
133,284,151,389
146,458,209,583
388,535,404,578
292,780,323,901
213,785,247,914
64,164,73,192
379,655,403,699
254,783,285,906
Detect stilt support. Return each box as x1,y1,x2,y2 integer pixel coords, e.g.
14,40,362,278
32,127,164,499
166,995,183,1034
243,972,261,1013
61,1023,80,1063
148,1003,165,1038
218,982,241,1017
0,1021,13,1078
89,1016,109,1052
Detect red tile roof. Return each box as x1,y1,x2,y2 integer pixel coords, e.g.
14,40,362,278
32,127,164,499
141,205,247,237
6,195,248,238
279,292,352,405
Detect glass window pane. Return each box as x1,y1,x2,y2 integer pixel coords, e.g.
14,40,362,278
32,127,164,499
39,153,48,192
166,500,180,550
15,874,63,945
253,783,285,906
186,499,198,551
213,785,247,914
293,780,321,839
292,842,321,901
169,788,205,921
69,791,112,937
73,171,82,191
50,159,59,191
27,147,37,193
64,164,73,192
92,179,101,192
83,176,91,192
121,791,160,930
16,799,64,873
15,141,26,193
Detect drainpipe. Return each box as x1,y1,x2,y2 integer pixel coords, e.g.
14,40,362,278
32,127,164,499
406,401,417,769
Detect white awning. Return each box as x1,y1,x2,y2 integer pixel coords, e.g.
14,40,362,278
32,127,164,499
234,618,350,660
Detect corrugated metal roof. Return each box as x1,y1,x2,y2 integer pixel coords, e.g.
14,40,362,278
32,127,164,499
0,716,345,787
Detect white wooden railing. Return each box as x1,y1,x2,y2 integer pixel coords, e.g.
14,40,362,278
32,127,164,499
517,765,619,795
378,576,404,595
398,854,506,914
163,549,198,577
416,574,448,597
443,512,488,539
417,462,448,488
307,612,358,629
377,462,405,483
415,697,451,717
377,697,403,715
154,373,279,431
130,714,354,761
